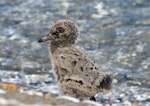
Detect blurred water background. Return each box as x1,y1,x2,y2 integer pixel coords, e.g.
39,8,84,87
0,0,150,105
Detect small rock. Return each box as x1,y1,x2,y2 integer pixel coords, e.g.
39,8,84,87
123,101,132,106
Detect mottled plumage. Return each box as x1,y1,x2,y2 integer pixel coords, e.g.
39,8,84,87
38,19,112,100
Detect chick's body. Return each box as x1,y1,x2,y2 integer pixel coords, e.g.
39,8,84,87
50,45,111,98
38,19,112,99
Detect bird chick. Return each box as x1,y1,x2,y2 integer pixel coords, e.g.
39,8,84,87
38,19,112,100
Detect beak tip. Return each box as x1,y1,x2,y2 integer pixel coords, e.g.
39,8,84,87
38,39,43,43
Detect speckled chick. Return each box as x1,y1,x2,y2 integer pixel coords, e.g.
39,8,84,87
38,19,112,100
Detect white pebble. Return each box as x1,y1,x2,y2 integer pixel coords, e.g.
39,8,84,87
0,89,6,94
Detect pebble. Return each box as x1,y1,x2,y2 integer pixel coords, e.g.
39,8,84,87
0,89,6,94
57,96,80,103
123,101,132,106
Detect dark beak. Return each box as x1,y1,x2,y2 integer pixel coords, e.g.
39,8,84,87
38,36,48,43
38,34,54,43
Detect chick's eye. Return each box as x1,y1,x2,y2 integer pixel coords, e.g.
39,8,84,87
57,27,64,33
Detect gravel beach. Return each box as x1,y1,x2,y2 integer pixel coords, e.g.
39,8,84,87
0,0,150,106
